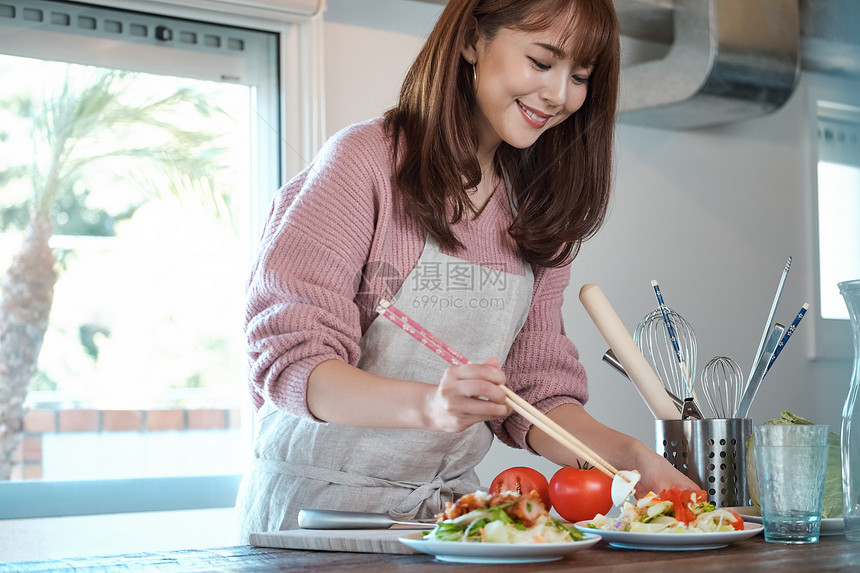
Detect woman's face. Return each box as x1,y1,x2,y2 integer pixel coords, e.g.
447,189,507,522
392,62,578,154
465,21,592,153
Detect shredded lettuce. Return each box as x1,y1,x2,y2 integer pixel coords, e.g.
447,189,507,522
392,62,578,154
424,508,585,543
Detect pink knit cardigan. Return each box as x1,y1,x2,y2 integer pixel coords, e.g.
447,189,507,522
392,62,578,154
244,119,588,451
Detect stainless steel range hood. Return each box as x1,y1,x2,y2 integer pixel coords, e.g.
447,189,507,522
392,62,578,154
617,0,800,129
618,0,860,76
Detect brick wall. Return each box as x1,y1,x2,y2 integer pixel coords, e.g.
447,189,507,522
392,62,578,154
10,408,242,481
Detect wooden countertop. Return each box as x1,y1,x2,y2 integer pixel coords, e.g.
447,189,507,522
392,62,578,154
4,534,859,572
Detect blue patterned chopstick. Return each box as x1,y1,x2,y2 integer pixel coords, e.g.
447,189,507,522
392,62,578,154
765,302,809,374
651,280,691,387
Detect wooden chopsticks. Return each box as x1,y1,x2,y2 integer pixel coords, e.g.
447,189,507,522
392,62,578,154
499,386,618,479
376,299,621,480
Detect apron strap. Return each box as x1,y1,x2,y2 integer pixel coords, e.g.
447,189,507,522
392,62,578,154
389,477,454,521
252,457,464,521
253,458,414,489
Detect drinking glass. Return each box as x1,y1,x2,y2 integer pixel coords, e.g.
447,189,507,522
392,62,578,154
753,424,830,543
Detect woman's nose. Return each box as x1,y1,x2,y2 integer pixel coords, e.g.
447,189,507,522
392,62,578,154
539,70,567,108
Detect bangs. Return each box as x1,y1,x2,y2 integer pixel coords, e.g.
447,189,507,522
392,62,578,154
515,0,618,67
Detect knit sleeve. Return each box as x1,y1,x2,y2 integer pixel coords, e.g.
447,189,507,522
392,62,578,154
244,121,388,417
489,264,589,450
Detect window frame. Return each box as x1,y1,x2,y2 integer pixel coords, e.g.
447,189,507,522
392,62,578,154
0,0,324,519
807,71,860,362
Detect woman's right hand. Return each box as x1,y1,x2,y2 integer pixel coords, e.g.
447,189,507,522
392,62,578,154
424,357,511,432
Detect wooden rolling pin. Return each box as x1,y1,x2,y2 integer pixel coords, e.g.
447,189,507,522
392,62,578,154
579,283,680,420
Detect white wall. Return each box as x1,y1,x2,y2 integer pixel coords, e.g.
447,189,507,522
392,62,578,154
318,0,855,484
322,0,442,136
567,84,841,439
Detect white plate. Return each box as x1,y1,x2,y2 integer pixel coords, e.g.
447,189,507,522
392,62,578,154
397,531,602,564
573,521,762,551
728,506,845,536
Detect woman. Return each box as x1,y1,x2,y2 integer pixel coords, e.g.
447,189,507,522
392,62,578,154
235,0,696,539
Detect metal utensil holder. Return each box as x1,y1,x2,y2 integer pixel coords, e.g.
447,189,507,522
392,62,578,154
655,418,753,507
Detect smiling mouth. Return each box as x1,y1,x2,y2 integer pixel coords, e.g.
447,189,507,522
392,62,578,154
517,101,551,127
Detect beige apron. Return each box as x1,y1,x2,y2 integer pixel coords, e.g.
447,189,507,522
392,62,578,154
235,235,534,540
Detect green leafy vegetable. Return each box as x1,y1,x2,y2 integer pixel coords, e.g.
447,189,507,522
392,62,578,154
553,519,585,540
426,506,586,543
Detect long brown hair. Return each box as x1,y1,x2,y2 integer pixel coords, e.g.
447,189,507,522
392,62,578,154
384,0,620,268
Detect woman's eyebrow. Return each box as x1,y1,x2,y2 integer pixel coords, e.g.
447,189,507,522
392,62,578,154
533,41,592,70
533,42,567,59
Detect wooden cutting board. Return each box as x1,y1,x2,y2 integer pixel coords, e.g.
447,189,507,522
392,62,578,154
249,529,423,555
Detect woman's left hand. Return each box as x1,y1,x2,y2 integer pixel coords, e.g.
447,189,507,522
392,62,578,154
632,446,700,496
528,404,700,498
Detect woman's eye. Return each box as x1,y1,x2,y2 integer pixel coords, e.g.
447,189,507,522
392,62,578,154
528,57,551,71
572,75,590,86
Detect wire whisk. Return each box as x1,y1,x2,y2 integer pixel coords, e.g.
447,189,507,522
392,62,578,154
633,307,698,406
701,356,744,419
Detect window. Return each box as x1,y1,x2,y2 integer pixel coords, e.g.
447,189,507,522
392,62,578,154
0,0,322,518
811,74,860,360
818,107,860,319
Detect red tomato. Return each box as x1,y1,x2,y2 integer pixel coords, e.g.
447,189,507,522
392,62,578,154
654,488,710,524
726,509,745,531
654,488,743,529
548,466,613,522
489,467,551,511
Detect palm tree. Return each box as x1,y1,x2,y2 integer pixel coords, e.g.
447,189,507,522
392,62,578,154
0,67,226,480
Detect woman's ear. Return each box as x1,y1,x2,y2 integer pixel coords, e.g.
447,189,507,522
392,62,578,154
460,16,479,64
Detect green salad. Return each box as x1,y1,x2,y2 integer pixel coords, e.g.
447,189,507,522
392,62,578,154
589,488,744,533
425,490,585,543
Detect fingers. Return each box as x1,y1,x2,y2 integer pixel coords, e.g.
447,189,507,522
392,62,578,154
446,358,506,386
440,359,507,402
440,379,509,411
635,452,700,496
429,358,511,432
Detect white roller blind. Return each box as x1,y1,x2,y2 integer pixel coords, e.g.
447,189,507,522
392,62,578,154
0,1,276,84
77,0,323,28
207,0,323,16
